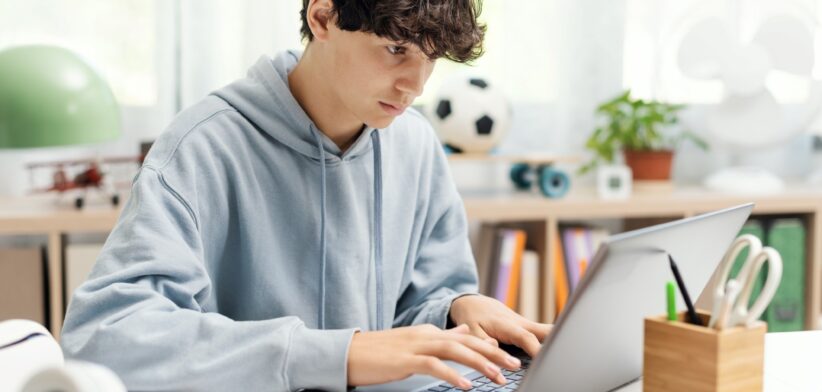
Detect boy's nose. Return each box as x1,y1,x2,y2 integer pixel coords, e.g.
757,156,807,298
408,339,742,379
396,59,432,98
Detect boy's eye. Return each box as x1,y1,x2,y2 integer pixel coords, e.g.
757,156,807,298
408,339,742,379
387,45,406,55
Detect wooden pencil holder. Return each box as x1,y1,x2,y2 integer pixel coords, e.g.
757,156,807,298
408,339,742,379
643,310,766,392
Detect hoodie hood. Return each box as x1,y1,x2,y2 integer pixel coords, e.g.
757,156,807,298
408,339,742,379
213,50,376,162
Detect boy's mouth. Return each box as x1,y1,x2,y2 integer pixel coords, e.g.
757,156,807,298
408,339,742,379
379,101,406,116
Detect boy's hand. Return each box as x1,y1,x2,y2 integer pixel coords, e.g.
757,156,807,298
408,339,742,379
347,324,522,389
448,295,553,358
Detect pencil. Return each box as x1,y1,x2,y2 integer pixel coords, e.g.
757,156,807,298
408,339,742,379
668,254,701,325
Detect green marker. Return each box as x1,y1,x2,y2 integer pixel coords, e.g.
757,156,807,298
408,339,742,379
666,281,677,321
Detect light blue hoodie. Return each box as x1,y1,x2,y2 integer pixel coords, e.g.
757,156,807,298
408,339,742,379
61,50,478,391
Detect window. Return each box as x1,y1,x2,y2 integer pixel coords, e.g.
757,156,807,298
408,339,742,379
417,0,555,107
0,0,158,107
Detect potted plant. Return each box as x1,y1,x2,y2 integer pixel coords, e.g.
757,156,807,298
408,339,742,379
579,90,708,181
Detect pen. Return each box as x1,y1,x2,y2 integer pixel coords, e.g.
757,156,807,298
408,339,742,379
666,281,676,321
668,254,701,325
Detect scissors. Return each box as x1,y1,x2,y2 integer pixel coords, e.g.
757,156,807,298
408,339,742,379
707,234,783,330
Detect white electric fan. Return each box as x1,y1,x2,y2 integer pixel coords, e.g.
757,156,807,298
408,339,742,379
677,13,822,194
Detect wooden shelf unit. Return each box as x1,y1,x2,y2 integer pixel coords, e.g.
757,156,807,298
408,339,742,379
3,185,821,338
0,196,120,339
461,186,822,330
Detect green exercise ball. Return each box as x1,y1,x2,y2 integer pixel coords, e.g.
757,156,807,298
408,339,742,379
0,45,120,148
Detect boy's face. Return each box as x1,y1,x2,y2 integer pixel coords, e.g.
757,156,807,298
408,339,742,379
316,22,436,129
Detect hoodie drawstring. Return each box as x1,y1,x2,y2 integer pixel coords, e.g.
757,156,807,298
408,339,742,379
309,126,384,331
309,125,329,329
371,131,384,331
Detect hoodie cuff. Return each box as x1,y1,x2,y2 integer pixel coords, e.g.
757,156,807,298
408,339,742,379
436,292,480,329
286,325,359,392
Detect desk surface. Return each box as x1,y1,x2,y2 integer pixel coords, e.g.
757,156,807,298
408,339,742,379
616,331,822,391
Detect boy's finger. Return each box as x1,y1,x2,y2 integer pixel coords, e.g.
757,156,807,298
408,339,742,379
447,323,471,334
524,321,553,342
468,324,498,347
412,355,473,390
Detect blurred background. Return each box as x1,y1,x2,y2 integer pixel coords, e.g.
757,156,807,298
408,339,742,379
1,0,821,345
3,0,822,195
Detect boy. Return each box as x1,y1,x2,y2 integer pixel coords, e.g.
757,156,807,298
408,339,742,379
61,0,551,390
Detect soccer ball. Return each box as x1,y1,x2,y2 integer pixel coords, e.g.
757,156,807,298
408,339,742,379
426,75,511,153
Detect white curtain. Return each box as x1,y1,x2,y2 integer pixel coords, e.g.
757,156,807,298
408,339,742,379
178,0,303,108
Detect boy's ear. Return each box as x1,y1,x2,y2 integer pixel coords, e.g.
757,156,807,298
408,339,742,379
306,0,335,42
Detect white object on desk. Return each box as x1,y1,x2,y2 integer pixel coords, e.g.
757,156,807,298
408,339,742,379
22,361,126,392
0,320,63,392
0,319,126,392
763,331,822,392
616,331,822,391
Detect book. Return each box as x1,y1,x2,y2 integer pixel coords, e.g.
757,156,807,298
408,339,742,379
486,230,506,297
584,227,609,274
491,230,512,301
553,230,570,315
575,228,590,282
589,228,609,259
518,250,540,321
505,230,526,309
764,218,805,332
493,229,527,309
472,223,499,295
561,225,608,292
561,227,581,292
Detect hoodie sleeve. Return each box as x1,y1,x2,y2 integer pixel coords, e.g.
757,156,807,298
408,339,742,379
60,167,357,392
392,133,479,329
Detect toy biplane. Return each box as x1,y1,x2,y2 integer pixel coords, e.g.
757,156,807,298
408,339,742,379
27,156,143,209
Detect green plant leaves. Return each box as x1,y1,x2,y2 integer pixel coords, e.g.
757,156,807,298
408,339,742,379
579,89,708,175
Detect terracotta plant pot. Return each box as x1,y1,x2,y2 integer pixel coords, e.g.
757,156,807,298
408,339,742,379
623,149,673,181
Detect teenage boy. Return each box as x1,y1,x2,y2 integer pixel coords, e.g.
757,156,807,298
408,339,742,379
61,0,551,390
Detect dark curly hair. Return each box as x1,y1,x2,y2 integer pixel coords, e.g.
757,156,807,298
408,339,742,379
300,0,486,63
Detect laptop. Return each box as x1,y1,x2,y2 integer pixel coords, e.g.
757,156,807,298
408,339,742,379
358,203,753,392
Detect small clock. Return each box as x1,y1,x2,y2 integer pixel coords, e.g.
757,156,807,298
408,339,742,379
597,165,632,200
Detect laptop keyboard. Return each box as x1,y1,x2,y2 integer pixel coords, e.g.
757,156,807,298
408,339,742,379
425,356,531,391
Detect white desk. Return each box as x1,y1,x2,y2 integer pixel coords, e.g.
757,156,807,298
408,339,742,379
617,331,822,392
364,332,822,392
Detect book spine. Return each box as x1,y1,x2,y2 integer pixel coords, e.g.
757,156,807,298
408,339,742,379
553,231,570,315
494,230,516,303
572,228,589,286
519,250,540,321
505,230,526,309
562,228,579,292
765,218,806,332
474,223,498,296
